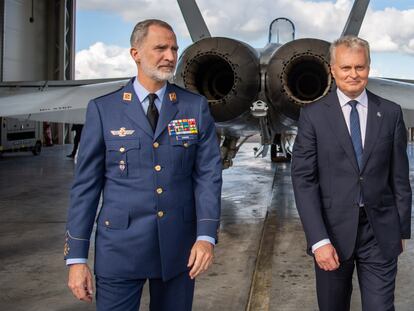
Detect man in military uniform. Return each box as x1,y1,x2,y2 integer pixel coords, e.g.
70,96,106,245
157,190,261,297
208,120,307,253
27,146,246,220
65,19,222,311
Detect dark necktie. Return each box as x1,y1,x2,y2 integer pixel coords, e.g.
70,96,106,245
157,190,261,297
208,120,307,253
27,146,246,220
348,100,363,170
349,100,364,205
147,93,158,132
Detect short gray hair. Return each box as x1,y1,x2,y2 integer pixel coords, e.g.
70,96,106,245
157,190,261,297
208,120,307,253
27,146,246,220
329,36,371,65
130,19,174,47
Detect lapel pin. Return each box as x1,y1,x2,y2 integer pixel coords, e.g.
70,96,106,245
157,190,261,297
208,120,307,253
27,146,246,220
169,92,177,102
377,112,382,118
123,92,132,101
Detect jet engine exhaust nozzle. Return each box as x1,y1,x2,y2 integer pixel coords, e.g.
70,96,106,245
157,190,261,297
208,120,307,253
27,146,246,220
282,53,331,102
175,37,260,122
267,38,333,122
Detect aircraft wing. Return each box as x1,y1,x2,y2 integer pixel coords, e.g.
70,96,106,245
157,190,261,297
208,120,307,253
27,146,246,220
0,79,128,123
367,77,414,110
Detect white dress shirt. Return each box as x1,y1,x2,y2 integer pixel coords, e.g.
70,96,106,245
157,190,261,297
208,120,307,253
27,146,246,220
312,88,368,253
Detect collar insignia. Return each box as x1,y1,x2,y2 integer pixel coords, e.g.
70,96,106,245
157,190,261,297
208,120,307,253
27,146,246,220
169,92,177,102
123,92,132,101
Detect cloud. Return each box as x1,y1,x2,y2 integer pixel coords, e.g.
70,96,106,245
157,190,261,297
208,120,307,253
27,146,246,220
75,42,135,79
75,1,414,78
77,0,191,39
361,7,414,54
77,0,414,53
369,66,382,78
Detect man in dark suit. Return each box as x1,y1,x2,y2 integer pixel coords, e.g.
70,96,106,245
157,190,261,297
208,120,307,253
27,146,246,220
66,124,83,158
64,19,222,311
292,36,411,311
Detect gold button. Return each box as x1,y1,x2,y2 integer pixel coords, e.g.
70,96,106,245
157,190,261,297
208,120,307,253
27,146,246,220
156,187,163,194
105,220,110,226
119,147,125,153
157,211,164,218
183,142,189,148
153,142,160,148
154,165,162,172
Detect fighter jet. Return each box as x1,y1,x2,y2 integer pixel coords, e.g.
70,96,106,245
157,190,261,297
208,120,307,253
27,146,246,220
1,0,414,168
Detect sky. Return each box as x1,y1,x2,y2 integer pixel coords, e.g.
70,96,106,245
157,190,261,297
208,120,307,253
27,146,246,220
74,0,414,80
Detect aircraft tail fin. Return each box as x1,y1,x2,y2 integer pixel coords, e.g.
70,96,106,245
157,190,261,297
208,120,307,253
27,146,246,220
177,0,211,42
341,0,370,37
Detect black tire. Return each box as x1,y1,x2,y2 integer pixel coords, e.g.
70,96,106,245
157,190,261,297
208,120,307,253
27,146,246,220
32,141,42,155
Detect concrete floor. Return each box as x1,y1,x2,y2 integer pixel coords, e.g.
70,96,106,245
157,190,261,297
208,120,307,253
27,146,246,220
0,142,414,310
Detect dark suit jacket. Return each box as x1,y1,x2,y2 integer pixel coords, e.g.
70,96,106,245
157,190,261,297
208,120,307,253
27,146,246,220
292,89,411,260
64,78,222,281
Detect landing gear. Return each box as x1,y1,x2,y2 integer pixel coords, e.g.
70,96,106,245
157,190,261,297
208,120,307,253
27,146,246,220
271,134,291,162
220,136,240,169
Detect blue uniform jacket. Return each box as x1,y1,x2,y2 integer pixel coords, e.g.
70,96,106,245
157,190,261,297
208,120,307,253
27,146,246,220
64,78,222,281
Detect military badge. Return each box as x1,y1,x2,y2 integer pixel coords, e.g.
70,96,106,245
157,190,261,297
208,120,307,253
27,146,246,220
119,160,126,171
168,92,177,102
168,119,198,141
111,127,135,137
123,92,132,101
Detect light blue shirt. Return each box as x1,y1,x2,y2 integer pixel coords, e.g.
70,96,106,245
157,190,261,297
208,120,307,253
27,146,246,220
67,77,215,266
133,77,166,115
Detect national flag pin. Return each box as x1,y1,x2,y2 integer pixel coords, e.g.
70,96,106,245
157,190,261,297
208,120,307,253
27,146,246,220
123,92,132,101
377,112,382,117
169,92,177,102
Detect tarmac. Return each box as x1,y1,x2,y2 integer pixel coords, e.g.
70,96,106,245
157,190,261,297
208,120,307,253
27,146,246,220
0,141,413,310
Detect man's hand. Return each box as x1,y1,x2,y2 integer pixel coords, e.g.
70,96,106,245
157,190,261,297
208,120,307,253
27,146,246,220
314,243,340,271
68,263,94,302
187,240,214,279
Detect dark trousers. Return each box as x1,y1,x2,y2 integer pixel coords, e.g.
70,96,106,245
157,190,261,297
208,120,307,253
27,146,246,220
70,126,83,156
315,208,397,311
95,272,195,311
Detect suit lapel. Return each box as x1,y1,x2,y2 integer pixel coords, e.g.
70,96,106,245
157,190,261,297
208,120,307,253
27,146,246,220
360,91,383,172
154,83,179,140
324,91,360,173
122,78,154,138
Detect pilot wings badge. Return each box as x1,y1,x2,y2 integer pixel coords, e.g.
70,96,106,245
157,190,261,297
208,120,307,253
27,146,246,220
111,127,135,137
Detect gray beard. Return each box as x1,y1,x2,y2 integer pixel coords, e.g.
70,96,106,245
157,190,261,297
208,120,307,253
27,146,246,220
141,61,175,82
